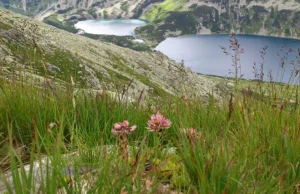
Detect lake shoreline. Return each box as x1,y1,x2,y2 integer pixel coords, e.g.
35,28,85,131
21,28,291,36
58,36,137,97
142,33,300,49
70,18,300,44
41,17,300,84
194,32,300,41
148,33,300,47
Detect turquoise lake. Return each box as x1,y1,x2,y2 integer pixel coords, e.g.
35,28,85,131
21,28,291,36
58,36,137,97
74,19,147,36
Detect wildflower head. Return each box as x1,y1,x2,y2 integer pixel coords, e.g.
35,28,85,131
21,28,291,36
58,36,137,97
112,120,136,136
147,112,171,132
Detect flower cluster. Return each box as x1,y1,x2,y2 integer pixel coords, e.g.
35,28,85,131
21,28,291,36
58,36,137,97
111,113,172,136
147,112,171,132
112,120,136,136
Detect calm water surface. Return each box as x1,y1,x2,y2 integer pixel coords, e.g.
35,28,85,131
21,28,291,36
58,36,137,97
156,35,300,83
74,19,146,36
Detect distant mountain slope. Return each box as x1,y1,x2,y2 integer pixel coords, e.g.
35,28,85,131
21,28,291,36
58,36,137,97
7,0,297,46
2,0,299,45
0,0,56,16
0,8,217,100
137,0,300,44
0,0,150,20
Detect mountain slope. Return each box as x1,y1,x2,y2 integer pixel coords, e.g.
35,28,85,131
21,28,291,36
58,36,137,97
0,8,218,100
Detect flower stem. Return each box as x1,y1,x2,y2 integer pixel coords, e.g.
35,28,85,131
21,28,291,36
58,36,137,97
118,134,129,162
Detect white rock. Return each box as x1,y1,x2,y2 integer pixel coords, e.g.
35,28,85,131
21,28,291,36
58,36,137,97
133,39,145,44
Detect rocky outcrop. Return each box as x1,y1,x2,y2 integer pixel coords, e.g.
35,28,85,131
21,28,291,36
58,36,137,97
0,9,220,100
0,146,179,194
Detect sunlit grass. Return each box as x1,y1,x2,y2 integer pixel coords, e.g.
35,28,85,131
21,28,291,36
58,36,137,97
0,34,299,193
0,71,299,193
142,0,187,22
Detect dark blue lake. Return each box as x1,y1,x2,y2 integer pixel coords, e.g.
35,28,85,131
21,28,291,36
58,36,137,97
156,35,300,83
